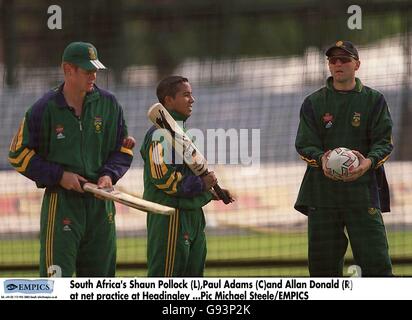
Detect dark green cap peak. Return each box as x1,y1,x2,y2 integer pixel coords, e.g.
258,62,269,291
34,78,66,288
62,42,106,71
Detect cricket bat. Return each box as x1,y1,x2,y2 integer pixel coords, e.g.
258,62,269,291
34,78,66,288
82,182,175,215
147,103,231,204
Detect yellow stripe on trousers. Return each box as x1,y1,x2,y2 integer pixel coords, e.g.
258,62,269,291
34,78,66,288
164,209,179,277
46,193,57,277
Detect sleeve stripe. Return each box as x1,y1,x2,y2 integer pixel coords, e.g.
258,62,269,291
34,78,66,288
152,143,162,177
120,146,133,156
149,142,168,179
9,118,25,152
9,133,18,153
300,155,319,167
149,143,162,179
14,150,35,172
15,118,25,151
156,174,175,190
155,171,183,192
376,154,390,168
154,143,168,176
164,173,183,194
8,147,31,164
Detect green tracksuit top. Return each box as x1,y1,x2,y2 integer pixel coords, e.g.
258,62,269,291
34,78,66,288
8,84,133,186
140,110,212,209
295,77,393,214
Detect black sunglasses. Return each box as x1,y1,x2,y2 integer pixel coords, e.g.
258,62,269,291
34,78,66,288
328,56,354,64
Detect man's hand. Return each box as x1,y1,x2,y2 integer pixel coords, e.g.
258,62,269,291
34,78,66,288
97,175,113,189
201,172,217,191
210,188,235,203
59,171,88,193
321,150,338,181
342,150,372,182
122,136,136,149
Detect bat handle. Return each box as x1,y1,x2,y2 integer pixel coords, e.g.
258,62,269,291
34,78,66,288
213,183,231,205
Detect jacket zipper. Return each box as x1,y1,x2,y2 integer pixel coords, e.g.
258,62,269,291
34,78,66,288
79,103,86,179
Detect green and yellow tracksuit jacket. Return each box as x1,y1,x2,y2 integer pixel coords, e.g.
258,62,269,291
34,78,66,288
8,84,133,186
140,110,212,208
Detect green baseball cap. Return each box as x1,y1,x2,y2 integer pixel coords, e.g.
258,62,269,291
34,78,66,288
62,41,106,71
325,40,359,60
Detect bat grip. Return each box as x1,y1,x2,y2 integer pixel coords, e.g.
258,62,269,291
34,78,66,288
213,183,231,205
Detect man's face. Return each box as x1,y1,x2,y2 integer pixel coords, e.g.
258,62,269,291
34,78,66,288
67,64,97,93
167,82,195,117
328,48,360,83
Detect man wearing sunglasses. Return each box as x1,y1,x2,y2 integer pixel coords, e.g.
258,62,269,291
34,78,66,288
294,40,393,277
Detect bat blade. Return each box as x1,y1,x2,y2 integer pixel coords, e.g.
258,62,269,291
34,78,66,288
147,103,231,204
148,103,208,176
82,182,175,215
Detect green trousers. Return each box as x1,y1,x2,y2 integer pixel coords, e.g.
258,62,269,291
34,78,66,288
39,188,117,277
308,207,393,277
147,209,207,277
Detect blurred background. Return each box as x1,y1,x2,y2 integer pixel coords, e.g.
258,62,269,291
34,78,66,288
0,0,411,276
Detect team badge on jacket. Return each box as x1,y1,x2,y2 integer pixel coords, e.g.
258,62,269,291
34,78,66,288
63,217,72,231
94,116,103,133
322,113,334,129
183,232,190,246
352,112,361,127
55,124,65,139
368,208,377,215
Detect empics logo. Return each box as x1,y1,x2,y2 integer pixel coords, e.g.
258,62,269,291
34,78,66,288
4,279,54,294
5,283,18,291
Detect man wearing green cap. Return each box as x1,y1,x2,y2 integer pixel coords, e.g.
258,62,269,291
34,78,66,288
8,41,134,277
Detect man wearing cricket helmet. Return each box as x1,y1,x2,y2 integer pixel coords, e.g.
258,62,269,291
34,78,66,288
8,41,134,277
294,40,393,276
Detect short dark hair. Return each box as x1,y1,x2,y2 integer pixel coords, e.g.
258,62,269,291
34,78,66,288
156,76,189,104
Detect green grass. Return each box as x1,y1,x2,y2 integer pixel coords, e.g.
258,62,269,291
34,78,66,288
1,231,412,277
